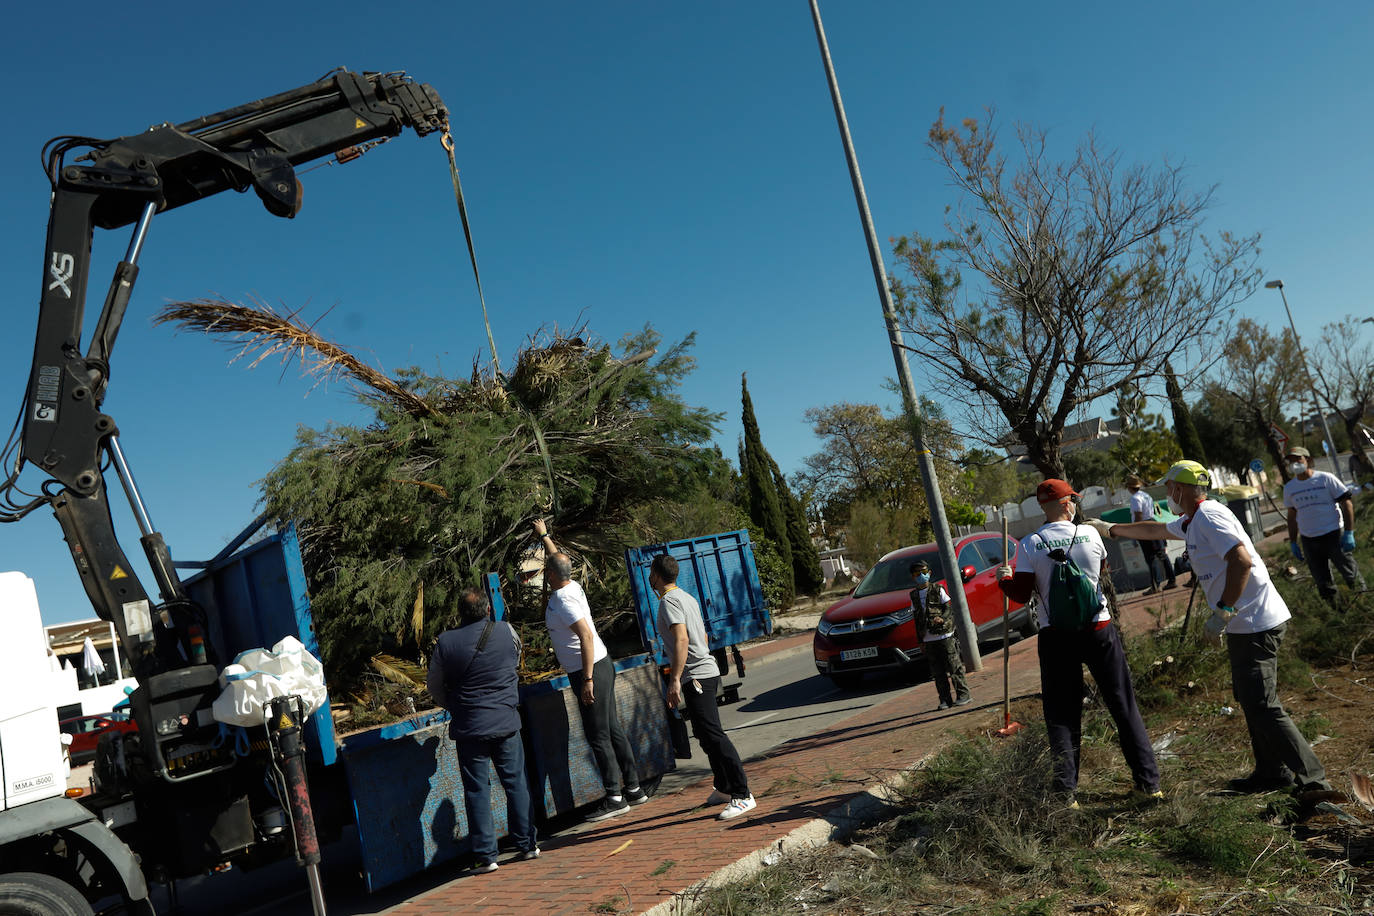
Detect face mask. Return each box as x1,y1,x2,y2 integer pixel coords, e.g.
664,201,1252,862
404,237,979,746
1288,462,1305,476
1167,495,1184,515
914,574,930,587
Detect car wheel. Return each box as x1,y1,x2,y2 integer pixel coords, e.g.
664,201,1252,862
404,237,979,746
0,872,94,916
828,672,864,690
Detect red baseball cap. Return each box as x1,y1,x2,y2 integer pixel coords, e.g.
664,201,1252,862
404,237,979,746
1036,478,1079,504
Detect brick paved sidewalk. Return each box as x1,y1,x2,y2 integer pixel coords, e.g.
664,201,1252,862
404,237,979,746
384,586,1197,915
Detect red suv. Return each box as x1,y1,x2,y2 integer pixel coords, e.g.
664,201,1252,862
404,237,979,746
813,533,1034,687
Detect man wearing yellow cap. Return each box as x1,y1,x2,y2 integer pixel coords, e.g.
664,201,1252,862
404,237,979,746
1092,460,1330,795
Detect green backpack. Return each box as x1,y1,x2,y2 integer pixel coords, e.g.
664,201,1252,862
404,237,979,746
1033,527,1103,631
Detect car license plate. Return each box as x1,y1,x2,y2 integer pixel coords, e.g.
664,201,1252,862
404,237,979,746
840,646,879,662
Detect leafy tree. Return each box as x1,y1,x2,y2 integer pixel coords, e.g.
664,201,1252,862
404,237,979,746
1215,317,1305,478
159,301,725,684
1108,411,1181,483
1165,360,1207,463
796,399,963,528
960,447,1032,509
889,110,1261,479
845,501,926,570
1191,382,1269,478
740,374,794,607
768,455,825,598
1061,449,1122,492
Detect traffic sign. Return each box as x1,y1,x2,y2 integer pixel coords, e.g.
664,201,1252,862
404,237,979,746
1269,423,1289,450
1249,458,1264,473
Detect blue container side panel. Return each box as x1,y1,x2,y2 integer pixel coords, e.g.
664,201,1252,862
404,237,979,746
338,657,672,892
626,530,770,668
340,719,488,894
182,525,336,766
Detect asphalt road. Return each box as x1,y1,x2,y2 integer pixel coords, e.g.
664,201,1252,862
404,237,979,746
157,640,927,916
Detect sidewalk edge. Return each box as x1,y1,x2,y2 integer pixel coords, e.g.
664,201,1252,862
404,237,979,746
641,751,936,916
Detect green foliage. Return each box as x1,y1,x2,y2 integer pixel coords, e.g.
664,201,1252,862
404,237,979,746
1108,410,1182,483
845,500,928,569
769,455,825,598
961,447,1033,508
260,327,724,685
740,374,794,607
1192,382,1269,477
1165,361,1207,463
1060,448,1121,492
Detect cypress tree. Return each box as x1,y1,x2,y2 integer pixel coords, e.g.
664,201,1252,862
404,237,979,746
741,374,794,606
1165,361,1208,464
768,454,825,597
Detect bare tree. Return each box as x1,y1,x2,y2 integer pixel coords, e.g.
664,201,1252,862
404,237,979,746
890,111,1262,478
1310,315,1374,464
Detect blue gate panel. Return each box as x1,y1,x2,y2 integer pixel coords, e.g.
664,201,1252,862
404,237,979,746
182,524,336,765
625,530,770,668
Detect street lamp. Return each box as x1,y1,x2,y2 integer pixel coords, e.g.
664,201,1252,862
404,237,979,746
1264,279,1342,476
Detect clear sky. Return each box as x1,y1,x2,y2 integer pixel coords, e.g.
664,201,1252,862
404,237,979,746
3,2,1373,624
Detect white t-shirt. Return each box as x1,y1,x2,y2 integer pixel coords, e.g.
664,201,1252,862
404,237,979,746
1165,499,1290,635
1015,521,1110,628
1129,489,1156,522
1283,470,1351,537
544,580,608,673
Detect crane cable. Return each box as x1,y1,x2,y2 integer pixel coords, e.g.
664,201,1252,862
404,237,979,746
441,130,500,377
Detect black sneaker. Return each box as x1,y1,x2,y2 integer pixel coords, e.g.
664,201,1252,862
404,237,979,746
1226,773,1295,794
625,787,650,806
586,795,631,822
935,700,951,711
953,696,972,707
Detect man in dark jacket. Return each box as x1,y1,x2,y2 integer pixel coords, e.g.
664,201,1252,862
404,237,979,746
426,588,539,871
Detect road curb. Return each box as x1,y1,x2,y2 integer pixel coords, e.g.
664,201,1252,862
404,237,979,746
642,750,935,916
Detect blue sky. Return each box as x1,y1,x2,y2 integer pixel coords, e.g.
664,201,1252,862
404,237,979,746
3,2,1373,624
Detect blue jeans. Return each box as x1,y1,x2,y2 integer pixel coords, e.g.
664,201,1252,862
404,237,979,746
456,731,537,862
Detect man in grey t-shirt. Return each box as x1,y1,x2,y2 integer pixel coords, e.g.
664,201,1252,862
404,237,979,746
650,553,754,821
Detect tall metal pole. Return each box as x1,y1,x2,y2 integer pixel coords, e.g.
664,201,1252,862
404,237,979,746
1268,281,1341,479
808,0,980,670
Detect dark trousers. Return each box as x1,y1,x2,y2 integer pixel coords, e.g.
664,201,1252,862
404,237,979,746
1136,540,1175,587
1037,623,1159,794
456,731,538,862
569,656,640,793
924,637,970,705
1301,530,1366,602
680,674,750,798
1227,623,1327,789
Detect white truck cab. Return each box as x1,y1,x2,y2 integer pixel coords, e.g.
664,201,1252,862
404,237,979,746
0,572,68,813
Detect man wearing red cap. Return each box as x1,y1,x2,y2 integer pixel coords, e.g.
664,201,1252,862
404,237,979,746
998,479,1161,805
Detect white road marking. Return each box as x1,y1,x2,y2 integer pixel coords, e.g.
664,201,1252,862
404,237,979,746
727,712,778,731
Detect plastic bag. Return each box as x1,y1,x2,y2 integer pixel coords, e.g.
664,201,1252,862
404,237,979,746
211,636,327,727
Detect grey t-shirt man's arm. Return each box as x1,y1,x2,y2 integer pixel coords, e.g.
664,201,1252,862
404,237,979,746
657,587,719,681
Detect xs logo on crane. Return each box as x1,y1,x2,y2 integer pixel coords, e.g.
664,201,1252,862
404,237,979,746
48,252,75,297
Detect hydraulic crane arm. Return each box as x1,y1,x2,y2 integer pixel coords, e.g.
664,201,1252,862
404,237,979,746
16,69,447,694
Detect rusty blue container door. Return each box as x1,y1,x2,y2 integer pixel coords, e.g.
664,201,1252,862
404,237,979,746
625,530,770,666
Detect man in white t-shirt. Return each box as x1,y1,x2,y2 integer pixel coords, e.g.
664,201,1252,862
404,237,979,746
533,519,647,821
1282,446,1365,608
998,479,1160,805
1094,460,1330,794
1126,474,1176,594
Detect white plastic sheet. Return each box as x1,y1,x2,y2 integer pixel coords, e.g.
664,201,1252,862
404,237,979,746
211,636,327,727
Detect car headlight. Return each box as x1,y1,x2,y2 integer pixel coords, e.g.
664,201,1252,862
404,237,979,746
817,618,834,636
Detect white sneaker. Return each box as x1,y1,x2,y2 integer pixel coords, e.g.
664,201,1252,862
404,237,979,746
704,788,731,806
717,795,756,821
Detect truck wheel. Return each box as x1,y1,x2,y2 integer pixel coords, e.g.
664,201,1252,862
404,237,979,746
0,872,94,916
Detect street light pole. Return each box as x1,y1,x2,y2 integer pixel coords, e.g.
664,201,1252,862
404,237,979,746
1264,279,1342,477
808,0,981,670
